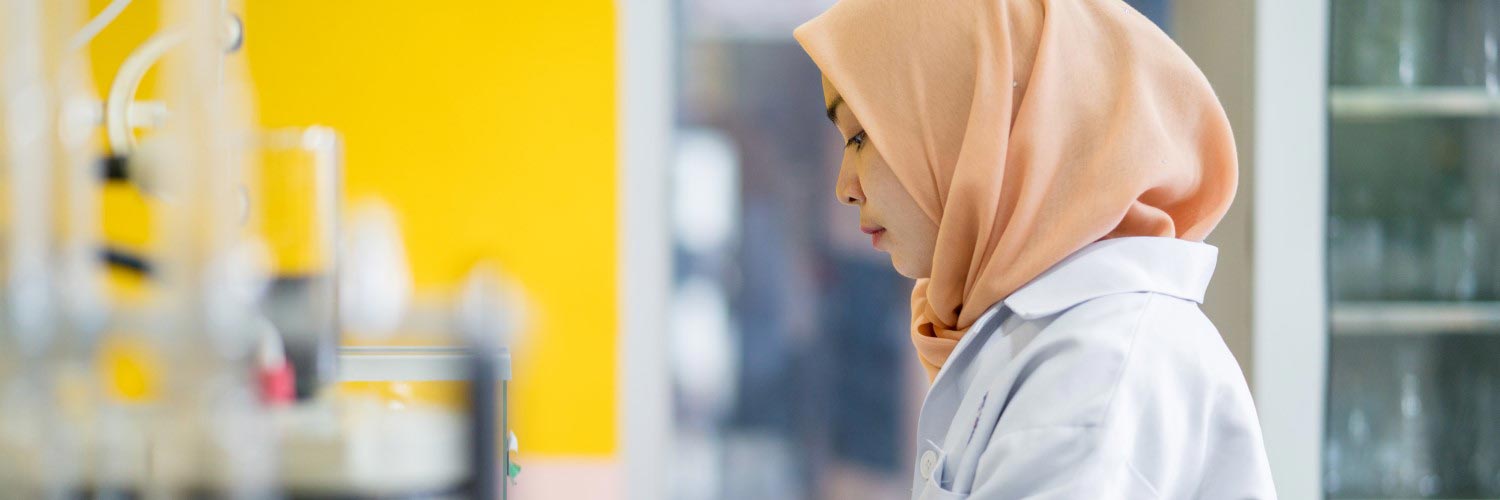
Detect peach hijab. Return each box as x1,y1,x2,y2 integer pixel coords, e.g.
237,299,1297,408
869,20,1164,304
794,0,1237,379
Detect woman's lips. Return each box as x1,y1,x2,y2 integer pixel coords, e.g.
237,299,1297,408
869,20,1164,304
861,225,886,249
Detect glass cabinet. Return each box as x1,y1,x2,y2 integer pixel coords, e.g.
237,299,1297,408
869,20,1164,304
1325,1,1500,497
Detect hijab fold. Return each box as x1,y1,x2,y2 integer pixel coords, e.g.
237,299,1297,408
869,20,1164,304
794,0,1238,380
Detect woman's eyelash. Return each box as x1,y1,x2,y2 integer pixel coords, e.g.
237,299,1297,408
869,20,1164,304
845,130,868,150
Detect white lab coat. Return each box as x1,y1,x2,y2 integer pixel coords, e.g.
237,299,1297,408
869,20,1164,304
911,237,1275,499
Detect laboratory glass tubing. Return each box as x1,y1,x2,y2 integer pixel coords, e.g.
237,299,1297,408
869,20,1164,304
0,0,110,495
130,0,275,495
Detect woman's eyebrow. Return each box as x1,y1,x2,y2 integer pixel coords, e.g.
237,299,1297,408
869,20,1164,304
825,95,844,125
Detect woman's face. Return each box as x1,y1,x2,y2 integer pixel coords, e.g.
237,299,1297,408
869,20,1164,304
826,85,939,279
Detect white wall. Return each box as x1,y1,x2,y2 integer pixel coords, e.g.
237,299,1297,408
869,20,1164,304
1176,1,1328,498
618,1,675,499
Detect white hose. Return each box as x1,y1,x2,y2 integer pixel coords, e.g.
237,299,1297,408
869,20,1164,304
105,29,184,155
69,0,132,51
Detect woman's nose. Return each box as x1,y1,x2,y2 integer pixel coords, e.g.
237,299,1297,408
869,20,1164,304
835,155,864,206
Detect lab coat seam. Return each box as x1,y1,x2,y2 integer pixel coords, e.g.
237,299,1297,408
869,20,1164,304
1094,292,1157,439
1188,353,1229,499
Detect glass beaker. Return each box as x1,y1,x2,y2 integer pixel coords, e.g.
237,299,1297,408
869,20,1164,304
249,126,343,400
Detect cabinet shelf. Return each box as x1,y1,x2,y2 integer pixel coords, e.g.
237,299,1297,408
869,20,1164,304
1331,86,1500,118
1331,301,1500,336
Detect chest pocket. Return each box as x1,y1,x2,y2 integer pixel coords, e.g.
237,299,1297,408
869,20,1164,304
915,442,967,500
919,476,968,500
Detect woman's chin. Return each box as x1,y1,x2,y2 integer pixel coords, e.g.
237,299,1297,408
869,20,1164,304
889,253,924,280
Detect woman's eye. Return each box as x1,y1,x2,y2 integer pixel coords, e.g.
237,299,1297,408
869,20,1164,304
845,130,868,150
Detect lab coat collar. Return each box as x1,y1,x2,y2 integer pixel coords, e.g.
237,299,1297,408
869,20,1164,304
1002,237,1218,320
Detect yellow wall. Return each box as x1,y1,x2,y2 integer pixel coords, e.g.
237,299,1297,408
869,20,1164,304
88,0,619,456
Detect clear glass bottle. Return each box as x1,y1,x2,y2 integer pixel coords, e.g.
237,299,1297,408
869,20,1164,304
1384,345,1442,497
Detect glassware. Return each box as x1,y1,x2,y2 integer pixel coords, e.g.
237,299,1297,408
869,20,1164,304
1328,3,1500,498
1381,343,1442,497
1475,354,1500,495
1326,337,1382,498
1,0,104,495
1330,0,1368,86
1466,119,1500,301
1443,0,1500,90
252,126,342,400
1384,216,1428,300
1329,216,1386,301
1430,218,1479,301
1333,0,1443,87
145,0,276,494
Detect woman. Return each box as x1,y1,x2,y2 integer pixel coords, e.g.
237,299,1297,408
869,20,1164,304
794,0,1275,498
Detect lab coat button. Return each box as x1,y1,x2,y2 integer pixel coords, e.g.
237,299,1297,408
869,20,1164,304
919,451,938,480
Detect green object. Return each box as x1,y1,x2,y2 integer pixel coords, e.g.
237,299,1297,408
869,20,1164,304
509,461,522,478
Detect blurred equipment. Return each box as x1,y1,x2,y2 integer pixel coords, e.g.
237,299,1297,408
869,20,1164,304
1,0,104,496
1,0,520,497
668,129,741,500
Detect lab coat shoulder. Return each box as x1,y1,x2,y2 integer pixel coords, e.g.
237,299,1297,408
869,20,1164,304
983,292,1159,433
1109,293,1274,499
1124,296,1277,499
957,292,1170,499
967,292,1275,499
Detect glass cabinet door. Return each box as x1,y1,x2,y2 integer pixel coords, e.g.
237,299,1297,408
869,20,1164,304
1326,1,1500,498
